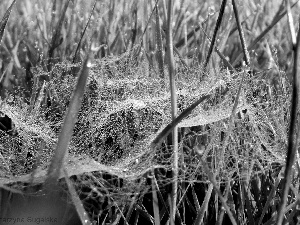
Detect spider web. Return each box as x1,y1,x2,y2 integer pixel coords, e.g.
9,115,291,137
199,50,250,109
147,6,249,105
0,50,289,208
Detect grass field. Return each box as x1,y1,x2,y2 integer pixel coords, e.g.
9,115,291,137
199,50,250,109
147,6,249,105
0,0,300,224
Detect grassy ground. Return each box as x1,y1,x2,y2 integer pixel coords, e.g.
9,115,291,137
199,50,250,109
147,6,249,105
0,0,300,224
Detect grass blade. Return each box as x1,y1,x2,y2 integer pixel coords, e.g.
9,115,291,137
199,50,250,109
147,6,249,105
286,0,297,46
125,179,146,223
191,184,201,213
200,25,235,71
198,157,238,225
63,168,92,225
204,0,227,70
44,52,91,192
258,168,284,225
134,0,159,60
0,0,16,44
243,184,255,225
72,0,97,64
193,183,213,225
174,12,217,49
155,3,165,78
151,173,160,225
218,66,248,168
231,0,250,66
151,85,230,149
142,0,149,52
47,0,71,71
276,6,300,225
166,0,179,222
217,180,236,225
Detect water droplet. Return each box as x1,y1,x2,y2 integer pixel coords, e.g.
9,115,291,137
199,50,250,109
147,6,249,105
208,6,215,16
87,60,94,68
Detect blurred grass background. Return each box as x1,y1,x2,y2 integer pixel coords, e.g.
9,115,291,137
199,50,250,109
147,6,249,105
0,0,294,99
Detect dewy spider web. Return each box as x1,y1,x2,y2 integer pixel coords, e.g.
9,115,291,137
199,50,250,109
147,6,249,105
0,49,289,193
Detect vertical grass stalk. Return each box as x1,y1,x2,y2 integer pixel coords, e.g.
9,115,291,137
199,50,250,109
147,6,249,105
155,3,165,78
232,0,250,66
166,0,178,223
151,173,160,225
276,5,300,225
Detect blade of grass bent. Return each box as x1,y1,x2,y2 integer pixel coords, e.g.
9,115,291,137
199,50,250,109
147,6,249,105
44,53,91,192
0,0,17,44
150,87,229,149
